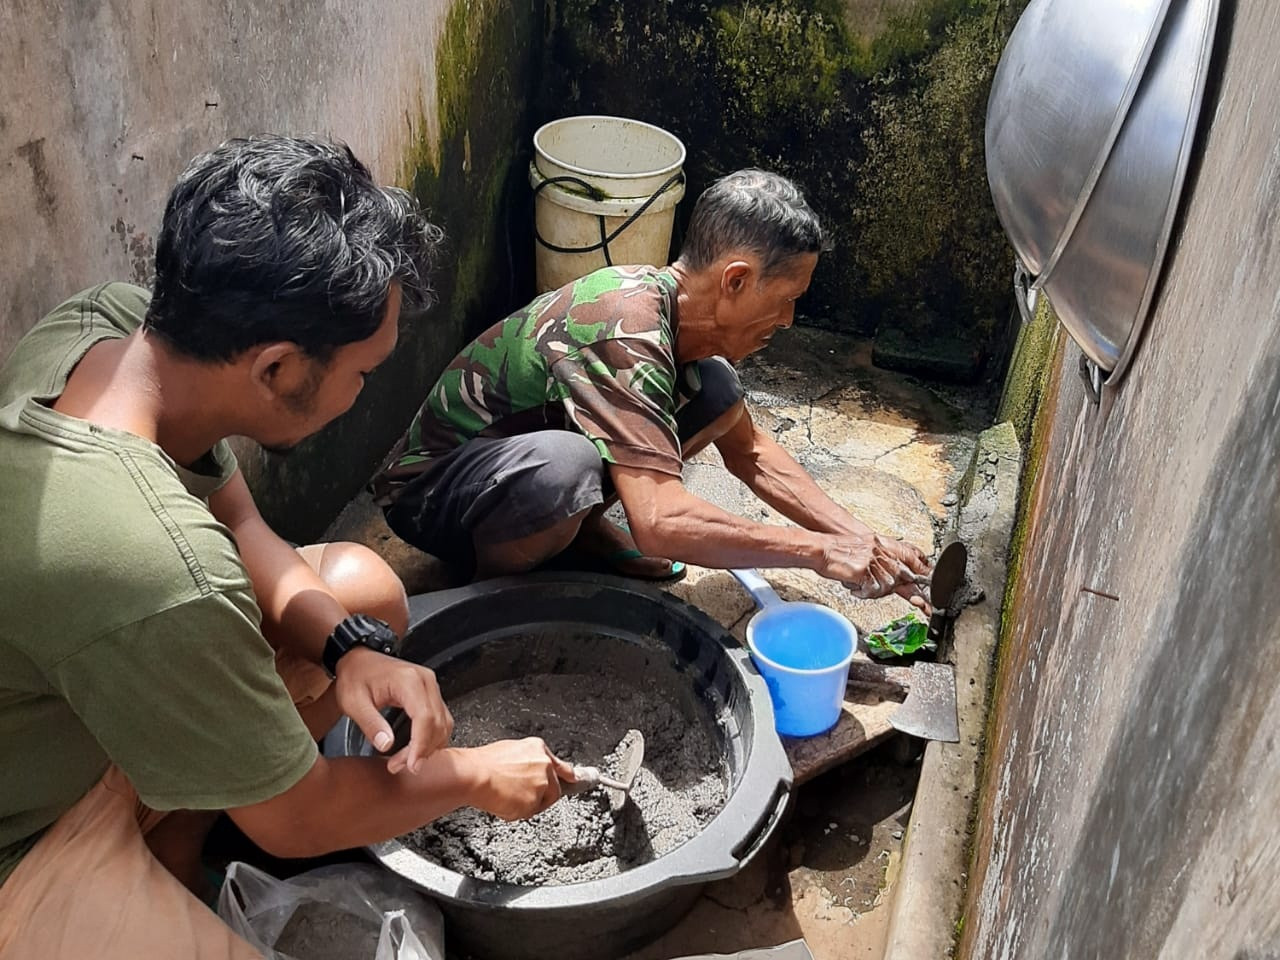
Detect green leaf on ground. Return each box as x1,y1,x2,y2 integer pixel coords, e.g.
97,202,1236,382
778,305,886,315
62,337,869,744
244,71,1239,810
865,613,934,659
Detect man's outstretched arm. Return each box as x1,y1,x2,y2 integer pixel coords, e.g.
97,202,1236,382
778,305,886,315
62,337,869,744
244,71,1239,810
712,403,879,538
230,741,574,859
611,462,930,604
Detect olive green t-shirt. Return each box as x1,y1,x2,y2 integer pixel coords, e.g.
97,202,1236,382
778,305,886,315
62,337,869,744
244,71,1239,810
0,283,318,885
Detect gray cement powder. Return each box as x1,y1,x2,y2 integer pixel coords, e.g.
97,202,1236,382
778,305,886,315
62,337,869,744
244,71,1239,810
273,902,380,958
400,671,727,886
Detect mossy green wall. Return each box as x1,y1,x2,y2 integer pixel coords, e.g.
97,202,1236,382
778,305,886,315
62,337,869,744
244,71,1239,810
996,297,1062,446
542,0,1026,376
984,296,1059,747
251,0,543,541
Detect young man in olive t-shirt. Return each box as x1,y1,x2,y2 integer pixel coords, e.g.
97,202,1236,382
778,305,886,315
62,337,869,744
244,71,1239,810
0,137,572,960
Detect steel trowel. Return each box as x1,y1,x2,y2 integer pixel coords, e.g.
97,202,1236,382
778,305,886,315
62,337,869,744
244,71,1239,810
847,658,959,742
560,728,645,813
925,540,969,646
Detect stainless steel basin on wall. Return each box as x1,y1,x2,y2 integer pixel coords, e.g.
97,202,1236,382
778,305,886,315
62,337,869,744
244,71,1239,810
986,0,1221,388
985,0,1174,279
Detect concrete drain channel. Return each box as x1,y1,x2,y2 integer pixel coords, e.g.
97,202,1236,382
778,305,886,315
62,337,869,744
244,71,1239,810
325,572,793,960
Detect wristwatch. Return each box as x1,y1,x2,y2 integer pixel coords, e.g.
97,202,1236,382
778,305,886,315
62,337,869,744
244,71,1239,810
321,613,399,678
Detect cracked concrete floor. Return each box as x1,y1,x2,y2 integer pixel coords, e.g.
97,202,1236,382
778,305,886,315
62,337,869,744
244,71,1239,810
322,324,995,960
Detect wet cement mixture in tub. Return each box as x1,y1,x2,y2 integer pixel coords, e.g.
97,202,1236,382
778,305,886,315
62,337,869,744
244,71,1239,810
400,664,728,886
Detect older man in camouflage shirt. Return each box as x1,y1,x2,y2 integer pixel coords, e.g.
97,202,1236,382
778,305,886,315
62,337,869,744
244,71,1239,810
377,170,932,602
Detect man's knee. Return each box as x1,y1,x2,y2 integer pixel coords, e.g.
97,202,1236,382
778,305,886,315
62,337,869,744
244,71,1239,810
530,432,603,491
700,355,747,408
298,542,410,636
679,357,747,446
703,397,747,442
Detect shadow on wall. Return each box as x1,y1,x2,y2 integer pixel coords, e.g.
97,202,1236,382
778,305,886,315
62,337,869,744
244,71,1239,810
540,0,1028,381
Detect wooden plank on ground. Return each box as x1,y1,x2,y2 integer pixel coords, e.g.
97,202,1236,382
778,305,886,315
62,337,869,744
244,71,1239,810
784,684,901,784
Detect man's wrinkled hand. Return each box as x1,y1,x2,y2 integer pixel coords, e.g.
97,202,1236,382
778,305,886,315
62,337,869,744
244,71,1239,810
819,533,934,612
333,646,454,775
461,738,575,821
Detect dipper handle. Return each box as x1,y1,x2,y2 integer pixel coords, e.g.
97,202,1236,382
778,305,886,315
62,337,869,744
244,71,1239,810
730,569,784,609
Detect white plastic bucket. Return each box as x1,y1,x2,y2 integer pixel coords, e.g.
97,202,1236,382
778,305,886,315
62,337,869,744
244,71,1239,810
529,115,687,292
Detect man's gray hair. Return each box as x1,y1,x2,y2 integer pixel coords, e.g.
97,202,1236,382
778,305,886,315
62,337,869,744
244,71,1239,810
677,169,826,278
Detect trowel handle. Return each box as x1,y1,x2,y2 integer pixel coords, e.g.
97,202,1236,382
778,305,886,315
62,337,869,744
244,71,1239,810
730,569,783,609
560,765,601,796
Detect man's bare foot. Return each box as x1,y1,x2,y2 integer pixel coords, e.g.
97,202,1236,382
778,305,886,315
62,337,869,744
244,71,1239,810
573,511,685,581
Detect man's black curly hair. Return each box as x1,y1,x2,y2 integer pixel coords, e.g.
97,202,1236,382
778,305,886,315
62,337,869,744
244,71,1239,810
144,135,444,363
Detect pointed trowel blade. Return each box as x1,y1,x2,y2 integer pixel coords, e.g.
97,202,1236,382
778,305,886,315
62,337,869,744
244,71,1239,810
608,729,645,813
927,541,969,644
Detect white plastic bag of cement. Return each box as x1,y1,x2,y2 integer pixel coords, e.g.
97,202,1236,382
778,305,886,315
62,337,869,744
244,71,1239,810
217,861,445,960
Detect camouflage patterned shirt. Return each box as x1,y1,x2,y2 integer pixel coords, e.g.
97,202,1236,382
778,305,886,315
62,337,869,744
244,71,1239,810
379,265,700,500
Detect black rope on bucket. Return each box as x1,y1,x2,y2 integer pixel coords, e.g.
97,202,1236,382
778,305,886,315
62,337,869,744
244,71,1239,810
532,170,685,267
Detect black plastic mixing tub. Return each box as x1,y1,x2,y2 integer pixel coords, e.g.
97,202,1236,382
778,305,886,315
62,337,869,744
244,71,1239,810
324,572,792,960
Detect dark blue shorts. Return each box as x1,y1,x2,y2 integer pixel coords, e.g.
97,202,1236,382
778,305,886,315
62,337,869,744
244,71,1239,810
383,357,743,565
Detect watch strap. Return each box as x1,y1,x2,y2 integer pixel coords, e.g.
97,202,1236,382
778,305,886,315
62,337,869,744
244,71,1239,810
321,613,398,678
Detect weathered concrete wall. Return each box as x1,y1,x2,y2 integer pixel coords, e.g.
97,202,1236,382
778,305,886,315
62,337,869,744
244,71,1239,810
1,0,542,540
962,1,1280,956
542,0,1027,380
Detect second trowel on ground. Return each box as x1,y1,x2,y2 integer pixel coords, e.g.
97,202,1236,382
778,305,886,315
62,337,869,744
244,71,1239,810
925,540,968,645
561,729,645,813
846,659,959,743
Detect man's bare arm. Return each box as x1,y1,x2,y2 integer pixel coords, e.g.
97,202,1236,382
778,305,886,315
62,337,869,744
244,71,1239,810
209,470,349,662
229,741,574,859
713,405,875,538
209,469,451,772
611,463,929,599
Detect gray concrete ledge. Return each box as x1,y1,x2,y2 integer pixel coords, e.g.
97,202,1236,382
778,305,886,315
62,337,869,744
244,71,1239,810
882,421,1021,960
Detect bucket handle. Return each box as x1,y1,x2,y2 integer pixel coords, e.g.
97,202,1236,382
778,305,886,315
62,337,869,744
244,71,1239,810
730,779,792,867
656,763,792,885
533,170,685,266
